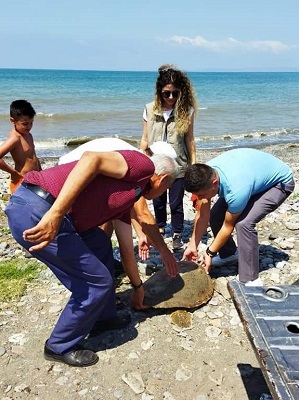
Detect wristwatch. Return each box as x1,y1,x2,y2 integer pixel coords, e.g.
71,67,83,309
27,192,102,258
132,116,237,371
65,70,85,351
131,280,143,290
206,246,217,258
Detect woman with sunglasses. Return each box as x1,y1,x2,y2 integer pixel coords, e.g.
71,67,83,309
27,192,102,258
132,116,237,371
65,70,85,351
140,64,198,250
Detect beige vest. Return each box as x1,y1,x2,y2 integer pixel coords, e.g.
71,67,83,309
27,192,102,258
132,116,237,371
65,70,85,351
145,102,190,178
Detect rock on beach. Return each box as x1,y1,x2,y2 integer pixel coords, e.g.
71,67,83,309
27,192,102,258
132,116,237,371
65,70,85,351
0,143,299,400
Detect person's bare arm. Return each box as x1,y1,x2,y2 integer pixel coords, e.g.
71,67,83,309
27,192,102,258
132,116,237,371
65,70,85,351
0,135,22,178
140,120,149,152
23,151,129,251
132,197,178,277
209,211,240,253
201,210,241,273
182,198,211,262
0,158,22,178
113,220,149,310
184,113,196,164
131,212,151,261
36,156,42,171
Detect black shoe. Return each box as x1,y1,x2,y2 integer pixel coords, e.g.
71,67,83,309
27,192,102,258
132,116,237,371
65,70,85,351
44,342,98,367
172,233,184,250
89,311,131,338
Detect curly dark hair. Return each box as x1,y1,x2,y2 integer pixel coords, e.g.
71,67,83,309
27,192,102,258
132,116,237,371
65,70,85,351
184,164,214,193
153,64,198,135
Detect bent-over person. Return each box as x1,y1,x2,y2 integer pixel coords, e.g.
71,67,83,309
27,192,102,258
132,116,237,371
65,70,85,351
5,149,179,367
182,148,294,286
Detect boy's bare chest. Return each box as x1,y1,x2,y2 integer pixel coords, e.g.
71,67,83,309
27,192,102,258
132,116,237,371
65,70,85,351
13,135,35,155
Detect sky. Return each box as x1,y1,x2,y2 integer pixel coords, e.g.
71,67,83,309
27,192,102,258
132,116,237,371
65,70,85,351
1,0,298,72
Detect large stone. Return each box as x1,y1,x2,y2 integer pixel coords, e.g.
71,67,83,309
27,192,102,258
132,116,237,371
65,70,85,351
143,261,215,309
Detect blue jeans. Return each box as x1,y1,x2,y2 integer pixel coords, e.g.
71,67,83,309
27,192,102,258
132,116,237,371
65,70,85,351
5,185,116,354
153,177,185,233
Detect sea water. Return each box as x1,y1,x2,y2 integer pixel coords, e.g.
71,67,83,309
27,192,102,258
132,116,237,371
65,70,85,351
0,69,299,158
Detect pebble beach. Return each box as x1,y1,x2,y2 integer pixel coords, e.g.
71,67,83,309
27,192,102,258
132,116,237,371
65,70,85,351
0,143,299,400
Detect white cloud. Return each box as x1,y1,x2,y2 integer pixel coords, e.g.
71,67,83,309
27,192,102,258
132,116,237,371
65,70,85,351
167,35,290,53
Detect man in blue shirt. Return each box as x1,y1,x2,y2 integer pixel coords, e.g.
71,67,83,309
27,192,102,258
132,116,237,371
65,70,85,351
182,148,294,285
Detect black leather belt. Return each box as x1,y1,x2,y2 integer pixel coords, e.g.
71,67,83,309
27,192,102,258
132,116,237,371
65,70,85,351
21,182,56,205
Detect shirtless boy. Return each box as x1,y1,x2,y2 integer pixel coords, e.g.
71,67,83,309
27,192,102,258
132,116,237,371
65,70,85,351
0,99,41,194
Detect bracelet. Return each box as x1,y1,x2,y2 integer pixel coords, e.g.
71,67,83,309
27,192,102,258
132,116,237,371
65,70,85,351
206,246,217,258
131,280,143,290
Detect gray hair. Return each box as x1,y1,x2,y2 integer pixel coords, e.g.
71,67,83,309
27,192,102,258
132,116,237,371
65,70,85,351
150,154,180,180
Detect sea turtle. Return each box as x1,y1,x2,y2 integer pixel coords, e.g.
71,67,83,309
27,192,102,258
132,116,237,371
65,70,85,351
143,260,215,309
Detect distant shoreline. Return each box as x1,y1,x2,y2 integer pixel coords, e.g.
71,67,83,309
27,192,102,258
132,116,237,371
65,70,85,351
36,142,299,165
2,70,298,153
3,141,298,167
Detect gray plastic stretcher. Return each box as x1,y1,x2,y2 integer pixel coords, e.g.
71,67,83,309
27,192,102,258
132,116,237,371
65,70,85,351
228,280,299,400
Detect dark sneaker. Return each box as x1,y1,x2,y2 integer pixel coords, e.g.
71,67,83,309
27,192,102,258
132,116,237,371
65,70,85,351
172,233,183,250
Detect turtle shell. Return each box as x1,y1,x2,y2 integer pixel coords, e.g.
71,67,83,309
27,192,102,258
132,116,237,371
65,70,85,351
143,260,215,309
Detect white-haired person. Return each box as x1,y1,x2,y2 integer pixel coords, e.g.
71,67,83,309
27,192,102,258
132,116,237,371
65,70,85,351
6,148,179,367
58,137,178,311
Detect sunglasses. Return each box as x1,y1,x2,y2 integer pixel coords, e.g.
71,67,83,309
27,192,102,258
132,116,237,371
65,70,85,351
161,90,180,99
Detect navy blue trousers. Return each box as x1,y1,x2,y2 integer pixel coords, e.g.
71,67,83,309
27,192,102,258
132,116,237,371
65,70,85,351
153,177,185,233
5,185,116,354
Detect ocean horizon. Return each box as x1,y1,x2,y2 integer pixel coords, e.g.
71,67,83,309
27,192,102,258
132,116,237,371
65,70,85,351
1,68,299,158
